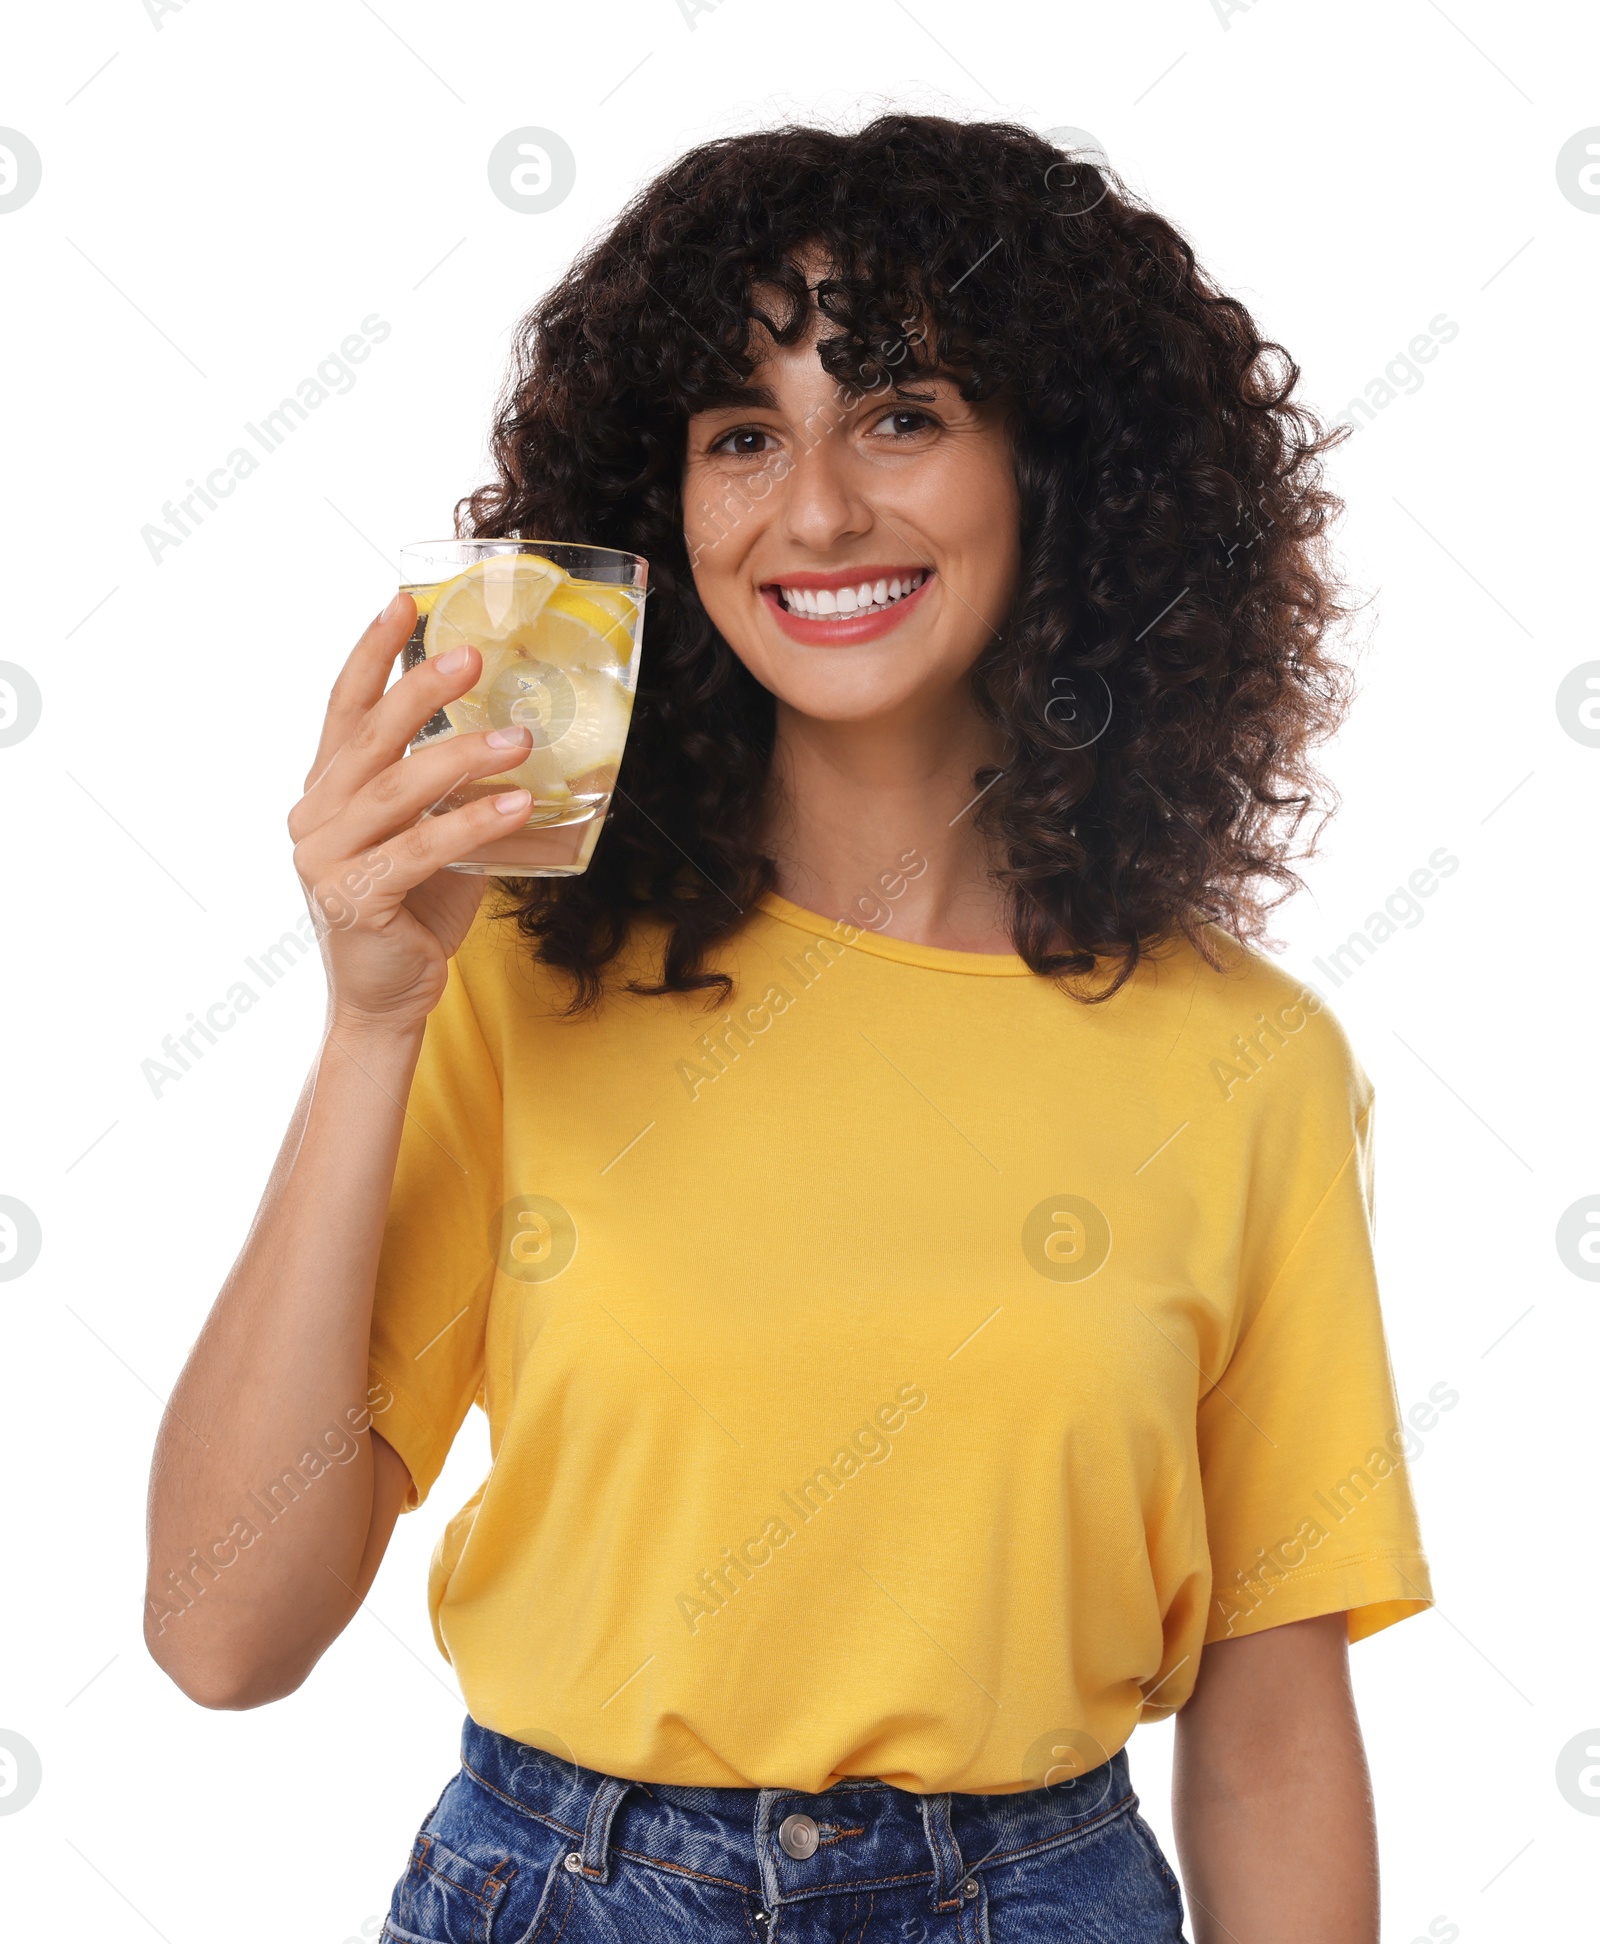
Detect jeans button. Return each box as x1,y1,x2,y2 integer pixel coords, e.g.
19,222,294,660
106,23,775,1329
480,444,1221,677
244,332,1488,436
778,1813,820,1859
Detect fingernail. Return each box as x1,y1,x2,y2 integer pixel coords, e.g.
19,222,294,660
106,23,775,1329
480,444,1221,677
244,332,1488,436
486,726,530,749
380,591,403,621
494,789,531,815
437,645,468,673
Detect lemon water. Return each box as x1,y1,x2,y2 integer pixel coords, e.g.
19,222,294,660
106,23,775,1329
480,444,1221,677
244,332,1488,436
401,553,641,831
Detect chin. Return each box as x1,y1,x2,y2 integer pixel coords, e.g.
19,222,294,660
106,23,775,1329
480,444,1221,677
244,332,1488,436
763,672,932,722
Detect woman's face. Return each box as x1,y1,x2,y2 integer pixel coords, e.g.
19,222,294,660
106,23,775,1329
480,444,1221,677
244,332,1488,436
682,299,1021,728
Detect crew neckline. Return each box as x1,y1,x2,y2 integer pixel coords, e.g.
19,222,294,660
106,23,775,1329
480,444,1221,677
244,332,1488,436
756,888,1036,976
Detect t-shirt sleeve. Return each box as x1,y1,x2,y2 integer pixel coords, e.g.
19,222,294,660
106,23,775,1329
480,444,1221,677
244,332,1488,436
365,944,502,1512
1198,1069,1434,1647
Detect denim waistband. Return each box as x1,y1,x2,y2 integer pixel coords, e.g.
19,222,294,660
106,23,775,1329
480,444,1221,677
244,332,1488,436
458,1717,1137,1912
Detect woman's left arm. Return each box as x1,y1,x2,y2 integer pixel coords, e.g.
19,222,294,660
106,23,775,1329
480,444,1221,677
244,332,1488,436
1172,1612,1378,1944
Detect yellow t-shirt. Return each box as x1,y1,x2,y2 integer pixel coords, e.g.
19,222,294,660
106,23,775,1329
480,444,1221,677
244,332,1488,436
367,887,1432,1794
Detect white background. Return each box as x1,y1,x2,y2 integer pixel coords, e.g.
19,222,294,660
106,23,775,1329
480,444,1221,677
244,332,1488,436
1,1,1596,1939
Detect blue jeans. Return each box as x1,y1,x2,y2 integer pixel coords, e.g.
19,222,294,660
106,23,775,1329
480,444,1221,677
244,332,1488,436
381,1716,1190,1942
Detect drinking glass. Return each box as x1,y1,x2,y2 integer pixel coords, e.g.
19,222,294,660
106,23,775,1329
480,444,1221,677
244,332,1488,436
398,539,647,876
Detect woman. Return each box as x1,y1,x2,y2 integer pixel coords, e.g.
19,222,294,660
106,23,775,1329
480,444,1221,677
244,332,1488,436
145,116,1432,1942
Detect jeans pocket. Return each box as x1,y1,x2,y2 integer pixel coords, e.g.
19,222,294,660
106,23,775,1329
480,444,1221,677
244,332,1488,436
391,1830,519,1944
981,1805,1192,1944
386,1821,578,1944
1125,1812,1190,1939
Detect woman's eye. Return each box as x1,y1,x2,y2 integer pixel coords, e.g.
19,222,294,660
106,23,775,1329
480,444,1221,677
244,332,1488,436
872,409,936,439
711,426,774,457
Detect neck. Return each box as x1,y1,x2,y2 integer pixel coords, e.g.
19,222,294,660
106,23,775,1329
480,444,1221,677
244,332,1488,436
760,689,1016,954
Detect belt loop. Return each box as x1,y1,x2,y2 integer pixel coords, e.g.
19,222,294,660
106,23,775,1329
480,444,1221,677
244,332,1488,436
575,1774,634,1884
917,1793,967,1912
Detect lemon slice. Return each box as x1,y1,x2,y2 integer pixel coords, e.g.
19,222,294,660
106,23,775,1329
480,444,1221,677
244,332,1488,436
423,553,566,662
543,582,638,666
417,556,637,798
493,739,574,806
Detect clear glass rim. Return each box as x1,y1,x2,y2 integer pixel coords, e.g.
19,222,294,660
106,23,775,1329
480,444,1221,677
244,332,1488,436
399,537,647,587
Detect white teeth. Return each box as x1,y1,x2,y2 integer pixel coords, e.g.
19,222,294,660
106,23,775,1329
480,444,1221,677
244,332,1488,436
777,571,929,616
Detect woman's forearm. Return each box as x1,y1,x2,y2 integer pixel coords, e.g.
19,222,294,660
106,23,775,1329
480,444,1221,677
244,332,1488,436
1172,1613,1378,1944
142,1014,424,1708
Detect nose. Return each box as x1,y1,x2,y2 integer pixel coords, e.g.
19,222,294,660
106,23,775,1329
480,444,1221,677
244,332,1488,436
776,427,873,554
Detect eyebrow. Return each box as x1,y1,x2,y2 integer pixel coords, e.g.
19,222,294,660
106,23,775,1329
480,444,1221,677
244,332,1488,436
701,383,778,412
695,372,955,416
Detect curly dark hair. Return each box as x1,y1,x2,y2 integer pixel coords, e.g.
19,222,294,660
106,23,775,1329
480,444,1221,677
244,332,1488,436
456,112,1356,1011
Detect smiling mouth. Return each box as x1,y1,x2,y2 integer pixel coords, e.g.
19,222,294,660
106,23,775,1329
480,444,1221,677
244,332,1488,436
768,569,932,618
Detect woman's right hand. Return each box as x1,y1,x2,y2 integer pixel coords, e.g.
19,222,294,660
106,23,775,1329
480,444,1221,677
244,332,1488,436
288,590,536,1035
